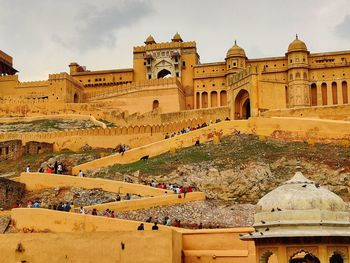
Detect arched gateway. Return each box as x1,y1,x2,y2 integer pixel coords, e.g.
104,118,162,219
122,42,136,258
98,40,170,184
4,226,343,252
234,89,250,119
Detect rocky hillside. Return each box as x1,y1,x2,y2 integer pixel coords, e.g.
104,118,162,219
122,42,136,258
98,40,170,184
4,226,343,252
0,178,25,209
88,135,350,203
0,119,98,132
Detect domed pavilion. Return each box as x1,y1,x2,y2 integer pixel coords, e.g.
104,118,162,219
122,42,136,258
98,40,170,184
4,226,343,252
241,164,350,263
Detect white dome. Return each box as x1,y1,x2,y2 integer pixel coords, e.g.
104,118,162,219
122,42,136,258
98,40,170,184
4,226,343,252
241,167,350,240
257,171,345,213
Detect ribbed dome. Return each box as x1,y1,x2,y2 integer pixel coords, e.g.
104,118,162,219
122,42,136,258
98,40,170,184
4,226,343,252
288,35,307,52
241,166,350,240
257,171,345,213
144,35,156,45
172,32,183,42
226,41,246,58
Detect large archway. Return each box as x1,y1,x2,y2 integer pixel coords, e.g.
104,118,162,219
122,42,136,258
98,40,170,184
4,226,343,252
157,69,171,79
234,89,250,119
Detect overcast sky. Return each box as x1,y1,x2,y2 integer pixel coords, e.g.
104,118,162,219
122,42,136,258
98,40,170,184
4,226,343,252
1,0,350,81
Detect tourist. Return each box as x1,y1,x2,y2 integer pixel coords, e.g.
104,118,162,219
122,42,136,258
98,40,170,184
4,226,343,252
145,216,152,223
27,201,33,208
33,200,40,208
124,193,131,200
152,222,159,230
70,202,75,212
57,163,63,174
38,167,44,173
198,222,203,229
163,191,168,196
54,161,58,174
78,170,84,177
116,194,121,201
79,206,86,214
103,209,111,217
166,217,171,226
91,208,97,216
111,211,115,218
64,202,71,212
162,216,169,225
137,223,144,230
47,164,53,174
57,202,64,211
25,165,30,173
183,187,188,198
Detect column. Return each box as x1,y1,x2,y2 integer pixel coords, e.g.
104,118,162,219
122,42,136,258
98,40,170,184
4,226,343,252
217,90,220,107
337,81,343,105
199,92,202,109
327,82,333,105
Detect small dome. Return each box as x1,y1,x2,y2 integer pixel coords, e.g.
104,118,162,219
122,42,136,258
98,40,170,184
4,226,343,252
226,41,246,58
257,170,345,213
172,32,183,42
288,35,307,52
241,164,350,240
144,35,156,45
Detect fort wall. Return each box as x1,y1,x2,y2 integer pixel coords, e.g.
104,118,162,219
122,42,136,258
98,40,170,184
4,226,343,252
16,172,168,196
0,118,205,151
0,231,181,263
84,192,206,212
261,104,350,120
181,228,256,263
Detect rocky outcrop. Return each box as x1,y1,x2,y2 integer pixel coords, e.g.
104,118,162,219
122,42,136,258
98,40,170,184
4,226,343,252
0,178,25,209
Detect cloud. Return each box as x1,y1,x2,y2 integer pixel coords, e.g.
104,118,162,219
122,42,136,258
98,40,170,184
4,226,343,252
52,0,154,52
334,14,350,39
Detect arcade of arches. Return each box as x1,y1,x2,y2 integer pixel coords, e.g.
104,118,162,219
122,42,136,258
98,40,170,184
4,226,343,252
73,93,79,103
195,90,227,109
310,81,348,106
234,89,250,119
262,250,346,263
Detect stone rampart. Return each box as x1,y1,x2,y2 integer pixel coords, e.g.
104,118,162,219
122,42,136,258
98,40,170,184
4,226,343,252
85,192,206,212
16,172,168,196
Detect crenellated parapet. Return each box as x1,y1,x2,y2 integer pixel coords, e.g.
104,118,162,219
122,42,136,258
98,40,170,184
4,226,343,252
133,41,196,53
228,66,258,87
85,77,183,101
49,72,84,89
17,80,49,88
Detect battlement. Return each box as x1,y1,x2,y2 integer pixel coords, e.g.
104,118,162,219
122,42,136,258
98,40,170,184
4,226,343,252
133,41,196,53
229,66,258,85
17,80,49,88
49,72,84,88
85,77,183,101
0,75,18,82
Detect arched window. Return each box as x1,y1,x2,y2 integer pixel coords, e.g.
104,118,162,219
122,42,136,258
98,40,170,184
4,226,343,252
196,92,200,109
330,252,344,263
310,83,317,106
152,100,159,110
210,91,218,107
202,92,208,108
332,82,338,105
342,81,348,104
220,90,227,106
303,72,308,79
296,72,301,79
73,93,79,103
290,74,293,80
321,82,328,105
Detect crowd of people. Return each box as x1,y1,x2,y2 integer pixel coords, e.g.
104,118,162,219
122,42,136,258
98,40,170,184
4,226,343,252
26,161,66,175
148,180,194,196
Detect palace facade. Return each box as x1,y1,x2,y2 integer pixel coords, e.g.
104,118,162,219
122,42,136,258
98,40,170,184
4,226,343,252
1,33,350,119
